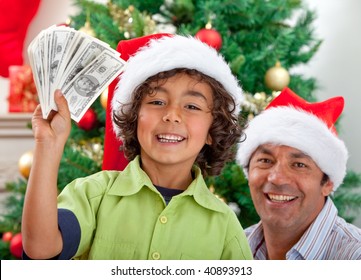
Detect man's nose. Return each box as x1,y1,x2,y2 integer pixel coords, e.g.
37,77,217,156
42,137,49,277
267,163,292,185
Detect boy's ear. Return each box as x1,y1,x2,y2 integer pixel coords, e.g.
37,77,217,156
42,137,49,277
206,134,212,145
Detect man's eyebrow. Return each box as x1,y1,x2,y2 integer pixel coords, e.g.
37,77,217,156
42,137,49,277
255,146,273,155
290,151,312,160
256,145,312,160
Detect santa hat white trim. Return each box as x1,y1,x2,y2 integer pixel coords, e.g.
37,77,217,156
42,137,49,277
237,106,348,191
111,35,243,137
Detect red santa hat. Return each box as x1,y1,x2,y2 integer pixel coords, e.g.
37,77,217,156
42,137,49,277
236,87,348,191
103,33,243,171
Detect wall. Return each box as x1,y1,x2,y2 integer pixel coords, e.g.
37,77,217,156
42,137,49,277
299,0,361,226
299,0,361,174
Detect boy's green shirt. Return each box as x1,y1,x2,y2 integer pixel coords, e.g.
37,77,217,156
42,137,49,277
58,156,252,260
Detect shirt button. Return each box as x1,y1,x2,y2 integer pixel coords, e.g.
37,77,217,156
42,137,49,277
160,216,168,224
152,252,160,260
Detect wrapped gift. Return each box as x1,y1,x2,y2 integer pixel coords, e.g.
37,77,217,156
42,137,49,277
8,65,38,112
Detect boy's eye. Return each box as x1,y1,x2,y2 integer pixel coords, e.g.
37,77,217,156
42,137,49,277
185,104,201,110
148,100,164,106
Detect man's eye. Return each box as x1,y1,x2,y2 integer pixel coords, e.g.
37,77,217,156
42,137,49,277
294,162,307,168
258,158,271,163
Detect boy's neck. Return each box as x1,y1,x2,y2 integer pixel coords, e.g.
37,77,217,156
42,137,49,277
140,157,194,190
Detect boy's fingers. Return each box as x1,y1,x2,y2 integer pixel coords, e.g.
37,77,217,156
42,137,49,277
33,104,42,116
54,90,70,117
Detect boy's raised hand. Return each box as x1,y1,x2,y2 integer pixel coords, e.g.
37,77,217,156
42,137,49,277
32,89,71,147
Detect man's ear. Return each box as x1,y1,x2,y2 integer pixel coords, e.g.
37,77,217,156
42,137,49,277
322,179,334,196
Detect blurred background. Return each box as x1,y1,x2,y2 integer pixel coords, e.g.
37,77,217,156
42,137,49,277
0,0,360,259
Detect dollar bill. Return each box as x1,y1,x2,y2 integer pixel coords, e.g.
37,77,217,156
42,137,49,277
62,49,125,122
48,27,77,113
28,25,126,121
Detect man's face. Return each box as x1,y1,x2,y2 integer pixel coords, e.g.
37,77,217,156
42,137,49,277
247,144,333,234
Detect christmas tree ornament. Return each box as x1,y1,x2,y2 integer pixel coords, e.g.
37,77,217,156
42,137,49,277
57,18,71,27
18,150,33,179
2,232,13,242
100,87,108,109
264,61,290,91
79,20,96,37
9,232,22,259
77,108,97,131
76,138,104,166
108,3,156,38
195,28,222,51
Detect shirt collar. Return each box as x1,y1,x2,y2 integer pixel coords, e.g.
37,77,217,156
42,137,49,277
246,198,338,260
291,197,337,259
107,156,226,213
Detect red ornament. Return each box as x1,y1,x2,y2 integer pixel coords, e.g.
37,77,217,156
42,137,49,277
77,108,97,131
10,232,23,259
195,28,222,51
2,231,13,242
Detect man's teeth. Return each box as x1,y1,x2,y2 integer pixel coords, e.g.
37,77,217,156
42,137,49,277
157,134,184,143
268,194,296,202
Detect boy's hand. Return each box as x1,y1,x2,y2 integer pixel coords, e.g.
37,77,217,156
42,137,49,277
32,90,71,146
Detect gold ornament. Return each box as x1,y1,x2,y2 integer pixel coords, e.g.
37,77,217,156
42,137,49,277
18,150,33,179
72,138,104,167
108,3,156,38
79,20,96,37
100,88,108,109
264,61,290,91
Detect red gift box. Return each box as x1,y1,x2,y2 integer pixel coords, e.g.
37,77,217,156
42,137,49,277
8,65,38,113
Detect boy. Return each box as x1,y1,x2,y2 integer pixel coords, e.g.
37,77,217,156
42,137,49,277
22,34,252,260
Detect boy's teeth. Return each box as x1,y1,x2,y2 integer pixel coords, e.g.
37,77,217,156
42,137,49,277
158,134,184,142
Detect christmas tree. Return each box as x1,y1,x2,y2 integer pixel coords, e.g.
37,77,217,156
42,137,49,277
1,0,361,259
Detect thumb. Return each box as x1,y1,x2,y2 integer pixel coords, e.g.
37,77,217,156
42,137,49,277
54,89,70,117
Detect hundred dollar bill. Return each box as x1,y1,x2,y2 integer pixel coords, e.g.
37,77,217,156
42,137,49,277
28,25,125,121
57,36,111,92
28,31,45,114
62,49,125,122
29,31,48,118
48,27,77,111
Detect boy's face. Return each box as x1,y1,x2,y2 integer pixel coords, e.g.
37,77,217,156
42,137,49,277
137,73,213,171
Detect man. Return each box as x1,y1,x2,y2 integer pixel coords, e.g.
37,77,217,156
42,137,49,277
237,87,361,260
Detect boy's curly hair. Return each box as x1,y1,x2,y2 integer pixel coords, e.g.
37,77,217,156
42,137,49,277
113,68,246,176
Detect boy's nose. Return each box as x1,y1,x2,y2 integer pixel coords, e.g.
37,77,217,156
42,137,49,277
162,108,181,123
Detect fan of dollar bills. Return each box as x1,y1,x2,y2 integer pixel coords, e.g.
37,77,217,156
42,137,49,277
28,25,126,122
